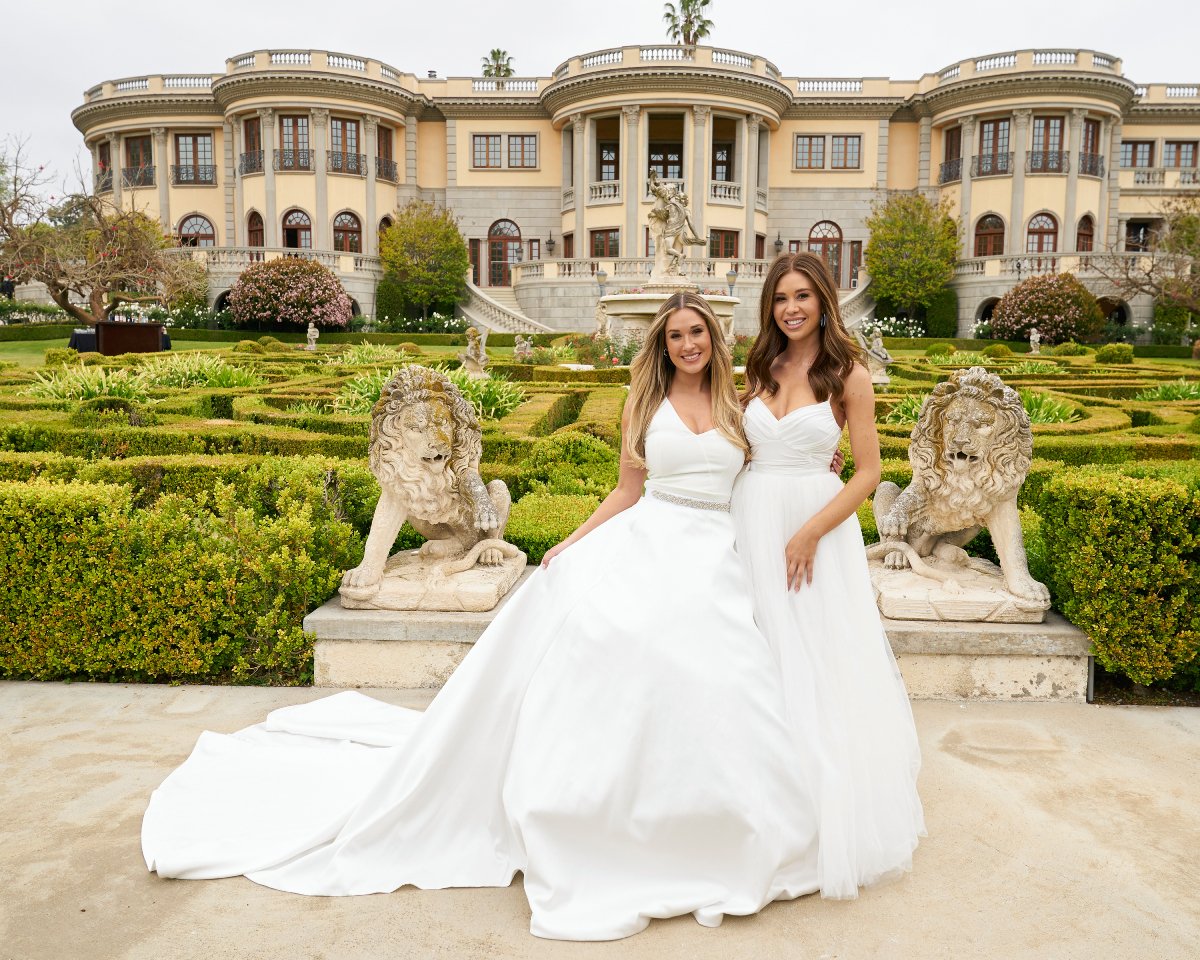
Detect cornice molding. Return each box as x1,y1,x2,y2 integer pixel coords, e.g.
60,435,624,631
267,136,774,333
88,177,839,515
913,72,1136,117
784,99,904,120
72,95,221,134
541,68,791,123
1127,103,1200,123
210,71,423,116
434,99,550,119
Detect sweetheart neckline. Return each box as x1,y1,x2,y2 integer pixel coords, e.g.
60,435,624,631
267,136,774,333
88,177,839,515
751,395,832,422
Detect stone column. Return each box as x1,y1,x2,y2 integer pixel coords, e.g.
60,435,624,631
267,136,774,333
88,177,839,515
106,133,122,209
152,127,170,232
571,113,586,252
691,105,710,239
744,114,762,259
1117,214,1128,251
222,119,235,247
364,114,379,255
311,109,329,249
960,116,976,259
876,118,889,188
445,117,457,187
1064,109,1084,253
1008,109,1031,254
918,116,932,188
232,117,244,246
259,109,278,246
1103,119,1122,250
622,105,640,256
404,112,418,188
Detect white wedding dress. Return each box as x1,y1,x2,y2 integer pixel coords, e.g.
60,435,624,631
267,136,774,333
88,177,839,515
142,399,821,941
732,397,925,899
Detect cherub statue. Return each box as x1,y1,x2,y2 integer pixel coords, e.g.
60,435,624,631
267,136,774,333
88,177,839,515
458,325,489,379
1028,327,1041,355
513,334,533,361
306,322,320,352
855,327,893,386
647,170,707,278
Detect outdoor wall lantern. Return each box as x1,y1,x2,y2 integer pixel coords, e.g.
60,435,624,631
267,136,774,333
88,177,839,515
774,232,784,255
725,268,737,296
596,267,607,297
546,233,556,255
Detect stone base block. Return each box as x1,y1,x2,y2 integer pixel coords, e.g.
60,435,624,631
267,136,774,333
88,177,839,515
339,548,526,612
870,556,1051,623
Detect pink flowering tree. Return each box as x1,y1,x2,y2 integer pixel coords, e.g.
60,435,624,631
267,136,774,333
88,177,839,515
228,256,352,331
990,273,1105,345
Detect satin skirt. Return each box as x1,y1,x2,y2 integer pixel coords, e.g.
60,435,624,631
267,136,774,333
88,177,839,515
732,466,925,900
142,494,821,941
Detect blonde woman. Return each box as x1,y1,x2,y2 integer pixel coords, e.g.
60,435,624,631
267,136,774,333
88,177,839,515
733,252,925,899
143,292,821,942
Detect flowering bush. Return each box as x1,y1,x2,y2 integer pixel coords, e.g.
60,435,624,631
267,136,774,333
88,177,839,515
229,257,351,331
872,314,926,338
569,333,639,366
990,274,1104,345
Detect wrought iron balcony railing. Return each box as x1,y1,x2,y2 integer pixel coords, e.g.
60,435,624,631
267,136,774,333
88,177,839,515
375,156,398,182
239,150,264,175
1027,150,1069,174
121,166,155,188
172,164,216,185
939,157,963,183
327,152,366,175
273,149,313,171
1078,152,1104,177
970,152,1013,177
94,170,113,193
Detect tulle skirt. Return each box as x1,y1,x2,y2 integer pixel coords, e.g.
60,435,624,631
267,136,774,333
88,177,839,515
142,494,821,941
732,465,925,899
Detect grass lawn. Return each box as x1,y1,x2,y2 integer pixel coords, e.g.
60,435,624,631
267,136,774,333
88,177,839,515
0,339,232,368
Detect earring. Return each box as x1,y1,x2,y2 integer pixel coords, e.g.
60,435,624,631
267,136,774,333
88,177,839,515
663,348,669,357
820,313,827,330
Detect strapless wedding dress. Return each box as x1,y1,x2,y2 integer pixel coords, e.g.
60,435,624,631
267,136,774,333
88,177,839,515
732,396,925,899
142,399,820,941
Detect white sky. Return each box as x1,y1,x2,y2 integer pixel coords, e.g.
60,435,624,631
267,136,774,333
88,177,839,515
4,0,1198,187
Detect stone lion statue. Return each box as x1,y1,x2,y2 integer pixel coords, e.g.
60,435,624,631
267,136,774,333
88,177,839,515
869,366,1049,605
339,365,515,603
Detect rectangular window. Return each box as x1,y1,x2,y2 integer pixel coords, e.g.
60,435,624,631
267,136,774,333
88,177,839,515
849,241,863,286
597,141,619,181
528,239,540,261
126,135,152,169
243,117,261,154
331,118,359,157
795,135,824,169
831,135,861,169
473,134,501,168
508,135,537,168
980,119,1010,157
944,126,962,162
1082,118,1100,156
280,116,309,151
788,239,802,254
378,126,393,161
1032,117,1064,153
562,233,574,259
469,239,481,285
708,229,738,259
1164,141,1197,167
712,142,734,181
590,229,619,258
174,133,214,184
97,141,111,172
648,143,682,179
1120,141,1155,168
645,227,655,257
755,234,765,259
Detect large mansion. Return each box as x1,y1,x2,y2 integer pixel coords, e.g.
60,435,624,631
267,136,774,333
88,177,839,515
72,45,1200,334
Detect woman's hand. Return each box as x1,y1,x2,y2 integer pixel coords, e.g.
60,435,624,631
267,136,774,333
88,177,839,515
541,540,571,568
829,449,845,474
784,526,821,591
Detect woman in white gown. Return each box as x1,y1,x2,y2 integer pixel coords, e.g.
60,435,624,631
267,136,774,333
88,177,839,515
142,292,822,941
731,252,925,899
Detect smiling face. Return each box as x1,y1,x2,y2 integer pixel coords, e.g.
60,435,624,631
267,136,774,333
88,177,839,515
664,306,712,375
772,270,823,347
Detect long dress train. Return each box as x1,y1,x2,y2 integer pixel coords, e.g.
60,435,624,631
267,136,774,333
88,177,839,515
732,397,925,900
142,400,821,941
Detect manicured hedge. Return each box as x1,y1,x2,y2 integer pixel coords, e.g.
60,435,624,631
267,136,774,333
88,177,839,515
497,391,585,437
0,323,78,342
505,493,600,563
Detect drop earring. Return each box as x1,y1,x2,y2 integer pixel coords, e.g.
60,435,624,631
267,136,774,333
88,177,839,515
820,313,828,330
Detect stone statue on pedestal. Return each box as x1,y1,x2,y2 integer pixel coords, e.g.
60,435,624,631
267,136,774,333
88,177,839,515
856,328,893,385
339,365,525,611
306,322,319,352
458,326,488,379
867,366,1051,622
513,335,533,361
647,170,706,279
1029,327,1041,355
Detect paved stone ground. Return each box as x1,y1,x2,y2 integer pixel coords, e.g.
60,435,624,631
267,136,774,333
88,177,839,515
1,682,1197,960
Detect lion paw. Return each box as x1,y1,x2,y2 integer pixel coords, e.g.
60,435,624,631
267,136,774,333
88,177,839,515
879,515,909,540
1009,576,1051,605
479,547,504,566
341,564,380,589
883,550,910,570
474,499,501,532
419,539,457,560
932,543,970,566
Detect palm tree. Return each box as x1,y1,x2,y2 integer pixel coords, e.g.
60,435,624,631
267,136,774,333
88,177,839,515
480,49,514,78
662,0,713,47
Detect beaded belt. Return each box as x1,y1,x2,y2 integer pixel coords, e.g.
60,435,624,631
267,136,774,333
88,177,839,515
650,489,731,513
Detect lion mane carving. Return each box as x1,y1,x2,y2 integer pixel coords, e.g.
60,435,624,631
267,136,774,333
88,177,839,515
869,366,1050,605
340,365,515,603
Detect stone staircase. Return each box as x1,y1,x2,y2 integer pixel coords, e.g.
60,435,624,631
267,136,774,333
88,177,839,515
456,280,552,334
305,578,1092,702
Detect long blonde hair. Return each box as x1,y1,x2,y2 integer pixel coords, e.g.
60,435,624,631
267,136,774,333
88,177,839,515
625,291,748,467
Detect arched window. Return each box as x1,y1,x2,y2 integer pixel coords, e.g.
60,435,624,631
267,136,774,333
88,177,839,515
377,216,393,254
333,212,362,253
282,209,311,249
178,214,215,247
974,215,1005,257
488,218,522,287
247,211,264,247
1076,215,1094,253
1026,213,1058,253
808,220,842,286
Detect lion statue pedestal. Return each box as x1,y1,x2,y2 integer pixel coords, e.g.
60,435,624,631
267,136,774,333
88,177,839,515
867,366,1051,624
339,365,526,612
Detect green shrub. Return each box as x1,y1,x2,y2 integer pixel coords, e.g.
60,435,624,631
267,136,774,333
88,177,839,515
924,342,955,357
1036,468,1200,684
328,342,408,366
981,343,1013,359
1133,379,1200,402
139,353,265,389
398,342,422,355
233,339,266,354
43,348,79,368
1018,390,1081,425
24,365,149,403
1006,360,1064,375
1150,301,1198,346
882,394,927,424
375,272,407,324
1051,341,1088,356
1095,343,1134,364
504,493,599,563
991,273,1105,345
924,286,959,339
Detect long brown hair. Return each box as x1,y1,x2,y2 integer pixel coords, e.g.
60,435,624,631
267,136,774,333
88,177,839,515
625,291,748,467
742,251,862,404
